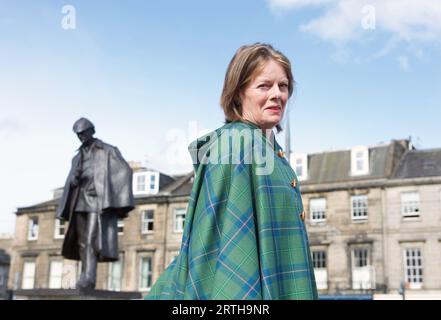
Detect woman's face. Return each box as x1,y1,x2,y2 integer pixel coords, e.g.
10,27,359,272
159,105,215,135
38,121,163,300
240,59,289,130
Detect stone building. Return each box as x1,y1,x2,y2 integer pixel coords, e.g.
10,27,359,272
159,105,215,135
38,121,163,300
293,139,441,299
7,139,441,299
0,235,12,299
8,166,193,296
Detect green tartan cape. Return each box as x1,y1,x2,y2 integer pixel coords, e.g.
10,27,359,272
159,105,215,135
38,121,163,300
146,121,318,300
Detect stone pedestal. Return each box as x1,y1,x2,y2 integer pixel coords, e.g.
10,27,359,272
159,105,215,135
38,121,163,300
13,288,143,300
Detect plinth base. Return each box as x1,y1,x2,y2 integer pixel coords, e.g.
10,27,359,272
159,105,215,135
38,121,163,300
13,288,142,300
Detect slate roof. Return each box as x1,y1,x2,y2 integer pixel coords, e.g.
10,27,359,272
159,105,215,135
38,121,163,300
301,140,410,184
15,140,441,214
393,148,441,179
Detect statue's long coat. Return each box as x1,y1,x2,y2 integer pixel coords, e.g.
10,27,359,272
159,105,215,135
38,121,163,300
56,139,135,262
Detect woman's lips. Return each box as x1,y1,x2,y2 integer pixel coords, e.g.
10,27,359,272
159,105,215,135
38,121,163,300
265,106,281,113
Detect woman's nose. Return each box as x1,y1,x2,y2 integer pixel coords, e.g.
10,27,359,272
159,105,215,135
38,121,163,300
270,84,282,100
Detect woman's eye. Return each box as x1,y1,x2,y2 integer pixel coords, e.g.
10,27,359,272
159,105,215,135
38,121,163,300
258,84,268,89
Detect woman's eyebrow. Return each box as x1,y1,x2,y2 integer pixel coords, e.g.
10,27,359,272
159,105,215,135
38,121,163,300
255,76,289,82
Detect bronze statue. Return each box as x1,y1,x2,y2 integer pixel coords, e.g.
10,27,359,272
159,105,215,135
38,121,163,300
56,118,135,290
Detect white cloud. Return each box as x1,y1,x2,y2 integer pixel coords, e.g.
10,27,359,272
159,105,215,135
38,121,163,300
299,1,362,42
398,55,410,71
270,0,336,10
269,0,441,43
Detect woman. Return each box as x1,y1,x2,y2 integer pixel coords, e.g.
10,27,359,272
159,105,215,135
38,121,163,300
147,43,318,300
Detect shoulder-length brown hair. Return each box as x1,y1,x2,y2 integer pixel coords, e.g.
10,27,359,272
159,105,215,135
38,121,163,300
220,43,294,132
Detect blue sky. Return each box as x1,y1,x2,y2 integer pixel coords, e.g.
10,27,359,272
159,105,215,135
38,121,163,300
1,0,440,234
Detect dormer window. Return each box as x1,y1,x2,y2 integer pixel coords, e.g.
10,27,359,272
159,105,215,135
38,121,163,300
351,146,369,176
150,174,156,190
133,171,160,195
291,153,308,181
136,174,146,192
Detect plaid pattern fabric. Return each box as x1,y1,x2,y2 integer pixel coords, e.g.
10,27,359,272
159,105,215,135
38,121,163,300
146,121,318,300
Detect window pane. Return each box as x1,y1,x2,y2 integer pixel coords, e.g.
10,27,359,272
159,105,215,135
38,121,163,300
312,251,326,269
49,261,63,289
22,262,36,289
352,196,368,220
59,220,66,236
140,257,152,290
401,192,420,217
174,208,186,232
55,219,66,237
352,251,375,290
310,198,326,221
354,249,368,267
117,219,124,234
150,174,156,189
356,159,364,171
137,175,146,192
28,217,39,240
142,210,154,232
351,148,369,176
405,248,423,286
108,255,123,291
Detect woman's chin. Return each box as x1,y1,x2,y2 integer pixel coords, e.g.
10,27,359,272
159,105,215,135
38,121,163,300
261,117,281,129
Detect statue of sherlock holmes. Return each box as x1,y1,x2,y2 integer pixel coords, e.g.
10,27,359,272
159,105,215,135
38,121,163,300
56,118,135,290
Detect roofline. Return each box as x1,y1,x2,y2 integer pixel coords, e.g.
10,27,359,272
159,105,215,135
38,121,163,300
16,175,441,214
292,139,410,156
160,172,194,194
405,147,441,153
300,176,441,193
16,192,192,215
